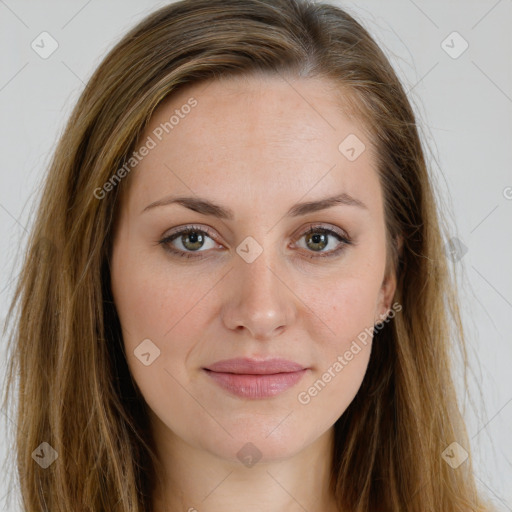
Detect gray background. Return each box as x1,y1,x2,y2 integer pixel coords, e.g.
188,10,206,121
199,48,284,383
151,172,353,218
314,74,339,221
0,0,511,510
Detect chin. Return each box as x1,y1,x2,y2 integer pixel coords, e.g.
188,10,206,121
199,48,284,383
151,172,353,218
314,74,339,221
192,415,329,467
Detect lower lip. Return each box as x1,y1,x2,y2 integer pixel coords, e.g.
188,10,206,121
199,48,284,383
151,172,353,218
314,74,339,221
204,369,308,399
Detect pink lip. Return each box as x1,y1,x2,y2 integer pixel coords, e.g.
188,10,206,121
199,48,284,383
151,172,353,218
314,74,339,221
204,358,308,399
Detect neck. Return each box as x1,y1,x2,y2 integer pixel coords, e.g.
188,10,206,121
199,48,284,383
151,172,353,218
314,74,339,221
150,416,339,512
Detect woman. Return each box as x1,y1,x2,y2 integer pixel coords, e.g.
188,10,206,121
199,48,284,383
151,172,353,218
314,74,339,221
1,0,492,510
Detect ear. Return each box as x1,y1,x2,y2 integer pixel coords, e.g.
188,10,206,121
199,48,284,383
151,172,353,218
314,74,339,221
374,272,397,324
374,235,402,324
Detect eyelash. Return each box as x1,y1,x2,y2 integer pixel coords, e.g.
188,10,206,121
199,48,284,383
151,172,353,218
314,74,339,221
158,223,352,260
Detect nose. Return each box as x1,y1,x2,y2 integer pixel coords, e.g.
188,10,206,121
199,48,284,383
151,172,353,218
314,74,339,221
220,247,297,341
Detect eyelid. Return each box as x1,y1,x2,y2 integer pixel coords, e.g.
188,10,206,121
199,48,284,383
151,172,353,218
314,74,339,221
164,223,218,242
291,222,349,243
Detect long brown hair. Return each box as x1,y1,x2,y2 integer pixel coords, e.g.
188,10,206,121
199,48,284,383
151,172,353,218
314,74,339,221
1,0,492,510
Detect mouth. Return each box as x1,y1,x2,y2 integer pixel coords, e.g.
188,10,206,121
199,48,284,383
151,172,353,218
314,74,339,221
203,357,308,399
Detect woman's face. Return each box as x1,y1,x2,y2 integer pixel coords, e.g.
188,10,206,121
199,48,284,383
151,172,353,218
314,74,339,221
110,74,397,464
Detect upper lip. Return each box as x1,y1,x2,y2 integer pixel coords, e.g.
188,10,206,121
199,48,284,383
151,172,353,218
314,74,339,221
204,357,306,375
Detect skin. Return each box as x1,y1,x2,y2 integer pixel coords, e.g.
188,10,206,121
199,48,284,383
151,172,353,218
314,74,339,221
110,74,397,512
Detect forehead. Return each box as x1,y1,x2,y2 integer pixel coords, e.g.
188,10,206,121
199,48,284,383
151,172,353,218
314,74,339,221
123,74,381,218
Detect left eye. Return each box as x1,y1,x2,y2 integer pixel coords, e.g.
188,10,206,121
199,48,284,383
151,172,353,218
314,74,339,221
299,228,341,252
295,226,351,258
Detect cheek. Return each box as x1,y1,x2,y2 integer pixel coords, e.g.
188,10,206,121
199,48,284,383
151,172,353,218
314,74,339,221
111,230,205,344
303,262,383,345
292,266,383,414
110,257,209,435
110,240,228,400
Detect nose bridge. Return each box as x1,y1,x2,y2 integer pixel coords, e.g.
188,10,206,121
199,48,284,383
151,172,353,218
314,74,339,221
239,243,279,299
221,238,296,338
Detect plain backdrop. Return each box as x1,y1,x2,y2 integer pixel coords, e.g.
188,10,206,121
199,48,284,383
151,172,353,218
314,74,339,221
0,0,511,510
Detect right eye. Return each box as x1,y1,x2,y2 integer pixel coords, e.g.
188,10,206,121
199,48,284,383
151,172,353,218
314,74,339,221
159,225,221,259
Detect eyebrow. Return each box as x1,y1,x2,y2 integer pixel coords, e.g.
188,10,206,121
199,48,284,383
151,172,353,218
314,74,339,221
141,192,368,219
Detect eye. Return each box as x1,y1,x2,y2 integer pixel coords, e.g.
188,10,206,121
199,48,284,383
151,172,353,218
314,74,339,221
159,224,219,259
293,224,352,259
